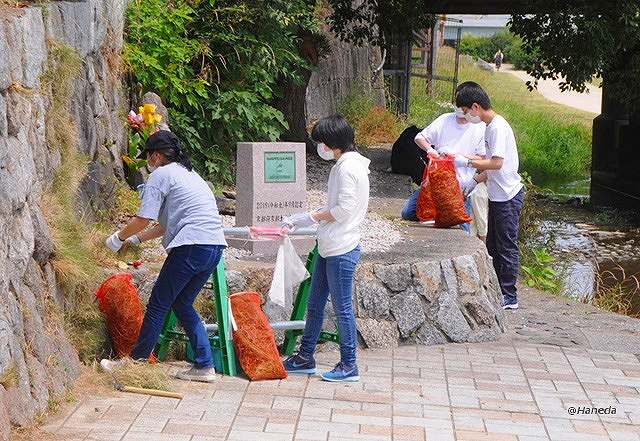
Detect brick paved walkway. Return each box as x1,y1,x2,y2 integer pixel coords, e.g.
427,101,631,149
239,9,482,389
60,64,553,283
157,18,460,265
41,341,640,441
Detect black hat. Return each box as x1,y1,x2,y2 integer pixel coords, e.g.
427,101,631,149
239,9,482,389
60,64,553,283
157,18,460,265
137,130,181,159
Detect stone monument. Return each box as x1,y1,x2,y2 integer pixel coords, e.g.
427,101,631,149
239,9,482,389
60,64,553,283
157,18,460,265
229,142,315,255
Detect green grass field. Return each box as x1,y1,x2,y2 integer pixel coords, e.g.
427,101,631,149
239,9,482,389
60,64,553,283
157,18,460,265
408,49,593,185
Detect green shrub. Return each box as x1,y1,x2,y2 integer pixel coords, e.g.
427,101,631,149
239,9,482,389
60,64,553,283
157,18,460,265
521,247,563,293
124,0,323,186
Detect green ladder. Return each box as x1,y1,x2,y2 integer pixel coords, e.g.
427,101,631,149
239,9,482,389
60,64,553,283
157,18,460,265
155,244,340,376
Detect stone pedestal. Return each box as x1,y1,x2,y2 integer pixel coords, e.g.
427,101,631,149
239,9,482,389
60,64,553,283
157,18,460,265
229,142,315,255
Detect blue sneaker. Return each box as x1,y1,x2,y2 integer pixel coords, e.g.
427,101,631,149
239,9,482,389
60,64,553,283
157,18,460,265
503,298,519,310
320,362,359,382
284,352,316,374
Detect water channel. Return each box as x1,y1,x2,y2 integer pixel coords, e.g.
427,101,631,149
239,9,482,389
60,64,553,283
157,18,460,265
533,177,640,316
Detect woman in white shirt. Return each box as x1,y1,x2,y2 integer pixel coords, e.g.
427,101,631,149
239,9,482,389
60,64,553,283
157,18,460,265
282,115,370,382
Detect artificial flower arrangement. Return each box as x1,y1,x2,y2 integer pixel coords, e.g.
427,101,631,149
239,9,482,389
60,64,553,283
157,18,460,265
123,104,163,170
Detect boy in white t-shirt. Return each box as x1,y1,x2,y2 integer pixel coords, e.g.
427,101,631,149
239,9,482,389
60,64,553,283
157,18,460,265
453,82,525,310
403,109,487,236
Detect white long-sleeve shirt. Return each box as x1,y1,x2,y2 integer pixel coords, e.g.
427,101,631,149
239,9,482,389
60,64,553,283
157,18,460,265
317,152,371,257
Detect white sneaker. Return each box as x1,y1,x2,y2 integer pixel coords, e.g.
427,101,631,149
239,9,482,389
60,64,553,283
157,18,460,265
100,358,127,372
175,366,217,383
503,302,519,310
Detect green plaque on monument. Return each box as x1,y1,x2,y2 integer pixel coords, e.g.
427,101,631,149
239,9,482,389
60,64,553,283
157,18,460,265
264,151,296,183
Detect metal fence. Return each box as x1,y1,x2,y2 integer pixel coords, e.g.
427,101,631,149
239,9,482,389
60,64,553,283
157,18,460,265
383,17,462,115
412,17,462,105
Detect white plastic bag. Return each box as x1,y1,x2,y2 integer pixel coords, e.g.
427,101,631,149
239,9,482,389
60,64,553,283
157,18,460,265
267,236,309,308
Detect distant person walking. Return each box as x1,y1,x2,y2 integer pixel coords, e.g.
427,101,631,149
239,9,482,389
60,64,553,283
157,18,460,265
494,49,504,71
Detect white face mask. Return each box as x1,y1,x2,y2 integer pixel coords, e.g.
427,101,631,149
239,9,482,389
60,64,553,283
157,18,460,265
455,107,466,119
316,143,335,161
464,108,483,124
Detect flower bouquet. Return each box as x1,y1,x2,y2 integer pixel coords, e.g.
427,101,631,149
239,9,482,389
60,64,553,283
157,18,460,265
123,103,163,171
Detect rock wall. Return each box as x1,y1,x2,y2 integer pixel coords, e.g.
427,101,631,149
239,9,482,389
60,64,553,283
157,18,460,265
227,248,505,349
354,250,505,348
0,1,127,437
305,33,386,124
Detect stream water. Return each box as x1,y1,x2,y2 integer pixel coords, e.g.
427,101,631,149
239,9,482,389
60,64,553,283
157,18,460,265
532,177,640,316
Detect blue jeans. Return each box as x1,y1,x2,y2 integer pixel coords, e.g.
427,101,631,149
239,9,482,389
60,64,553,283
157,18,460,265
401,188,421,221
487,187,525,304
131,244,224,368
299,246,361,366
401,188,473,232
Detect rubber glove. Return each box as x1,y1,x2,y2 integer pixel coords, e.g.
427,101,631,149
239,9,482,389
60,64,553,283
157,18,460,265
105,231,124,252
454,155,471,168
282,212,317,229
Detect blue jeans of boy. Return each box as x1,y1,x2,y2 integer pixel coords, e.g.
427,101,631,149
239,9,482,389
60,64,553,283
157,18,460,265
299,246,361,366
487,187,525,305
401,188,473,232
130,244,224,368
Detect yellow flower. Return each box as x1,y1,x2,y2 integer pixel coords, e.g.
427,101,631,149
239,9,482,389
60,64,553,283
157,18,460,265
122,155,134,166
138,103,162,126
139,103,157,114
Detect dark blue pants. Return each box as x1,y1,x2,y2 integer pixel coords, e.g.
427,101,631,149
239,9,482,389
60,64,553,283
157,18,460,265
487,188,525,305
299,246,361,366
131,244,224,368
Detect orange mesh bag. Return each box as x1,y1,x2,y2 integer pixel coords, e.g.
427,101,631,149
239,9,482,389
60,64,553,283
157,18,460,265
230,291,287,381
416,164,437,221
429,155,472,228
95,273,146,358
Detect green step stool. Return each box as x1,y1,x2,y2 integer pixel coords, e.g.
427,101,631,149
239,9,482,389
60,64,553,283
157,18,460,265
155,243,340,376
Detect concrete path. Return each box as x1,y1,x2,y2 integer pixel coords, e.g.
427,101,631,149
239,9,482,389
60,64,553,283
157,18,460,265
37,284,640,441
39,341,640,441
502,65,602,114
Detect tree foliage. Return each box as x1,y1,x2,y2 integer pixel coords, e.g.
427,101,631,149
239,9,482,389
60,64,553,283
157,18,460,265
325,0,435,47
509,2,640,110
460,30,537,70
124,0,322,184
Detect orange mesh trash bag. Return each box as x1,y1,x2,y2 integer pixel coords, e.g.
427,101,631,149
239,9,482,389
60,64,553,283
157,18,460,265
429,155,472,228
230,291,287,381
416,164,437,221
95,273,145,358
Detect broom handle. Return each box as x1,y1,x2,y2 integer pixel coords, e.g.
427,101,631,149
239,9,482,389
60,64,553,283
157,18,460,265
120,385,183,399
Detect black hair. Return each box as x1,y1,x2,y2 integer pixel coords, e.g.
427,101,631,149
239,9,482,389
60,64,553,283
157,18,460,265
310,114,356,153
455,82,491,110
455,81,481,94
158,147,193,171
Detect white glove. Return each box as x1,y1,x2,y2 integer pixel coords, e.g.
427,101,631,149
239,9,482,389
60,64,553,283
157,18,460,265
461,178,478,197
454,155,471,168
126,235,142,246
105,231,124,252
282,212,317,229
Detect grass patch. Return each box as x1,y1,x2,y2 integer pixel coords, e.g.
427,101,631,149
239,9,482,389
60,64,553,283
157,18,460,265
110,359,173,391
40,41,116,363
591,264,640,318
409,49,593,183
338,84,405,147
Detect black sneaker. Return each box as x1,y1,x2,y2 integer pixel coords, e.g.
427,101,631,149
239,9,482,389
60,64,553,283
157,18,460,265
283,352,316,374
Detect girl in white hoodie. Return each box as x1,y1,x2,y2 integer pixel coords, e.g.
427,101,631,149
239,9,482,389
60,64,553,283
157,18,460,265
283,115,370,382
